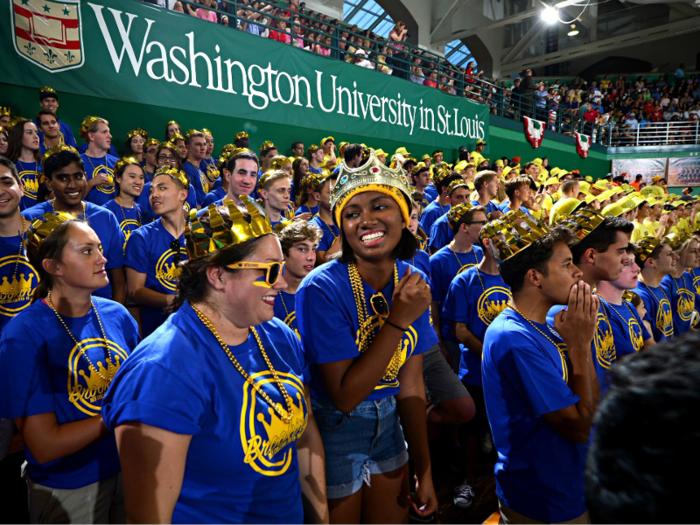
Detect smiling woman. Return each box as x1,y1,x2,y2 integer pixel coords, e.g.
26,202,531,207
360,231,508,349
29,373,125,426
296,151,438,523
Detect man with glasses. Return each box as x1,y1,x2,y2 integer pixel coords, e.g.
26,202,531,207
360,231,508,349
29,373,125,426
125,167,190,336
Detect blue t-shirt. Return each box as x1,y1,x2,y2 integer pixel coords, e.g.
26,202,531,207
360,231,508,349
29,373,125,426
102,302,307,524
419,199,449,235
498,202,532,215
470,199,500,216
202,186,227,207
103,199,146,252
482,308,586,522
430,245,483,343
81,153,118,206
13,160,41,210
22,201,124,299
78,142,118,158
137,181,198,224
295,204,319,216
409,249,431,278
273,290,299,338
0,297,139,489
124,219,188,337
201,158,220,188
297,259,437,401
182,159,210,205
308,214,339,252
443,267,511,386
37,120,78,152
688,268,700,329
423,184,438,203
308,165,322,174
632,282,674,342
599,297,649,359
0,234,38,334
428,213,454,251
661,273,694,335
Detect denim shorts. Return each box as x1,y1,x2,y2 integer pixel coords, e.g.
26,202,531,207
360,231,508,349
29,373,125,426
312,395,409,499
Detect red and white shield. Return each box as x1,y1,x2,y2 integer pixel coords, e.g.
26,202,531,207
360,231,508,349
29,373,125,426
11,0,83,73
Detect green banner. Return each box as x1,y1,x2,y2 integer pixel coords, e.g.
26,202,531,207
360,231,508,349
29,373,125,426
2,0,488,149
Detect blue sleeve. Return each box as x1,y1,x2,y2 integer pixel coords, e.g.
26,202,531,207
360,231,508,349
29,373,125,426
0,320,54,418
443,275,469,324
124,229,148,273
633,305,652,341
317,229,332,252
497,333,580,417
413,305,439,354
429,255,444,303
183,164,205,205
428,221,447,251
100,212,126,270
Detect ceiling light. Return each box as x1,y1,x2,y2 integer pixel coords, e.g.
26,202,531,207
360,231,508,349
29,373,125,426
541,6,560,24
568,24,579,36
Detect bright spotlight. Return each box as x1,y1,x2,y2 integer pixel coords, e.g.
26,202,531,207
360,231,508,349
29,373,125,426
541,6,559,24
567,24,579,36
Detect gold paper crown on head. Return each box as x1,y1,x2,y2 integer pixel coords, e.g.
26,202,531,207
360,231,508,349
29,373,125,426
185,129,200,141
170,132,184,142
41,144,79,167
268,155,291,172
167,120,179,127
486,210,551,263
126,128,148,141
154,166,189,189
432,164,451,184
447,179,468,195
201,128,212,135
40,86,57,95
664,231,690,251
80,116,101,137
0,107,11,117
308,144,320,155
635,237,661,262
221,143,236,156
144,138,160,149
235,131,249,140
114,157,143,174
260,140,275,152
26,211,75,260
556,208,605,242
448,203,475,230
331,150,413,227
412,162,428,176
185,199,272,260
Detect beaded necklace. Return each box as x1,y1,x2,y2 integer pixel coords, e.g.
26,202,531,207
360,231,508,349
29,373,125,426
508,304,560,350
46,290,115,383
114,197,143,228
315,213,339,241
348,261,403,382
451,243,479,271
191,304,294,424
279,291,293,321
50,199,86,218
639,279,671,305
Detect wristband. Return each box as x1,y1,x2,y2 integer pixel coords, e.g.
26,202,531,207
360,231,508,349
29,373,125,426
384,319,408,332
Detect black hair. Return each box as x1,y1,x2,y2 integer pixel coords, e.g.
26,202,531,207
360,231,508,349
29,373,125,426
0,156,22,185
570,216,634,264
225,150,259,173
634,240,667,269
344,143,363,163
438,173,460,193
586,332,700,523
410,167,429,185
291,141,303,151
260,146,277,159
451,205,486,234
499,226,576,294
43,149,84,180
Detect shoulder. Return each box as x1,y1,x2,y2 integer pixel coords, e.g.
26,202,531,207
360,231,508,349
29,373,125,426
21,201,51,220
106,154,118,164
300,259,345,290
92,296,135,321
2,300,51,336
86,202,118,221
429,246,450,263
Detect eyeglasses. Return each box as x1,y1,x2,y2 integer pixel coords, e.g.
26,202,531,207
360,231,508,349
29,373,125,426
465,220,488,226
158,155,177,162
171,239,183,266
227,261,285,286
370,292,389,318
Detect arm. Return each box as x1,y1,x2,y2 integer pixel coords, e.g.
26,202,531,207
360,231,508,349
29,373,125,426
544,282,601,444
297,387,329,524
115,422,191,524
15,412,109,464
109,267,127,305
316,270,431,413
395,354,437,517
126,267,174,308
454,321,483,357
87,172,110,190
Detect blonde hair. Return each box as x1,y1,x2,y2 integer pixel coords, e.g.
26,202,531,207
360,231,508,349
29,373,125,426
80,117,108,143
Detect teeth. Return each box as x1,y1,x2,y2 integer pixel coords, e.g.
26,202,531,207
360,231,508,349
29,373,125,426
361,232,385,242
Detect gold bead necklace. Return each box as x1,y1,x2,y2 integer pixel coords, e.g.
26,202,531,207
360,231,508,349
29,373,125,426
191,304,294,424
46,290,114,383
348,261,403,382
508,303,561,351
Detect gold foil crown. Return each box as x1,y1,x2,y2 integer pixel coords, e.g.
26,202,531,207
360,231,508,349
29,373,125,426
235,131,249,140
26,212,75,260
144,138,160,149
201,128,212,136
185,129,201,141
487,211,551,263
185,199,272,260
41,144,79,167
114,157,143,174
268,155,291,172
80,116,101,137
260,140,275,152
664,232,690,251
556,208,605,242
126,128,148,141
635,237,661,263
154,166,189,189
447,179,469,195
331,150,413,227
448,203,475,230
40,86,57,95
0,107,10,117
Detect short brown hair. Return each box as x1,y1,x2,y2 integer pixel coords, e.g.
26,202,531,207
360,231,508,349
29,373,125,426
474,170,497,191
505,177,530,201
278,221,323,255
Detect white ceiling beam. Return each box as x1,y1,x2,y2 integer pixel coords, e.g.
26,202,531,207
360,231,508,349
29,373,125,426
502,19,545,63
430,0,465,39
433,7,541,44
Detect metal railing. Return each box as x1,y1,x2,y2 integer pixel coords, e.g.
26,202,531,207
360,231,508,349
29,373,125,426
139,0,696,149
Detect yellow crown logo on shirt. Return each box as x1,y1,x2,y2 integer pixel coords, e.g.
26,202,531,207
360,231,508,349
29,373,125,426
482,299,510,323
185,199,273,261
252,391,306,460
156,261,182,281
0,273,36,304
657,302,673,332
596,327,616,368
678,293,695,320
75,354,122,403
26,212,75,260
23,177,39,195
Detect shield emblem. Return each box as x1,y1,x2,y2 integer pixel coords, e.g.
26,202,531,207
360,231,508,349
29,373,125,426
11,0,84,73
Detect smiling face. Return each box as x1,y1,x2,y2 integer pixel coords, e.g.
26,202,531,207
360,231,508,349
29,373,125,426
117,165,145,199
150,174,187,215
226,158,258,198
48,222,109,292
47,161,87,207
0,133,7,155
0,164,23,219
341,191,405,263
175,138,188,160
651,244,676,275
40,96,59,113
38,113,60,139
408,203,420,235
680,238,699,269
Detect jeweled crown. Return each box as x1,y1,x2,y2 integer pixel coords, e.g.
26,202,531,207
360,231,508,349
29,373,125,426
26,211,75,260
185,199,273,260
331,150,413,226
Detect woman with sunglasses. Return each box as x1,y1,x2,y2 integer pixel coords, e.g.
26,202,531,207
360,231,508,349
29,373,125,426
296,152,438,523
102,200,328,524
0,212,139,523
125,167,189,337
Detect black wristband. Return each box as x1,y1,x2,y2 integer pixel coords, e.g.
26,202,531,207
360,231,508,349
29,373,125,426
384,319,408,332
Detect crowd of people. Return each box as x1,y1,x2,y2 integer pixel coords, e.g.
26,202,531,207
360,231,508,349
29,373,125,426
0,82,697,525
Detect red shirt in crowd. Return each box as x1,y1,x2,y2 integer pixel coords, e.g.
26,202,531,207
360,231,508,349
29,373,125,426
424,79,438,88
584,109,599,123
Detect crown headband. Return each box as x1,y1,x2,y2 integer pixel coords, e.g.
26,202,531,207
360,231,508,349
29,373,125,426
26,211,75,260
41,144,79,167
331,150,412,227
201,128,212,135
154,166,189,189
144,138,160,149
0,107,11,117
185,129,201,141
114,157,143,174
234,131,249,140
635,237,661,263
268,155,292,172
448,203,475,230
486,211,551,263
126,128,148,142
260,140,275,152
185,199,272,260
447,179,469,195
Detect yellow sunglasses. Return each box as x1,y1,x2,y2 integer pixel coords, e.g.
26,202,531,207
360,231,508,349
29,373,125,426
227,261,286,286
